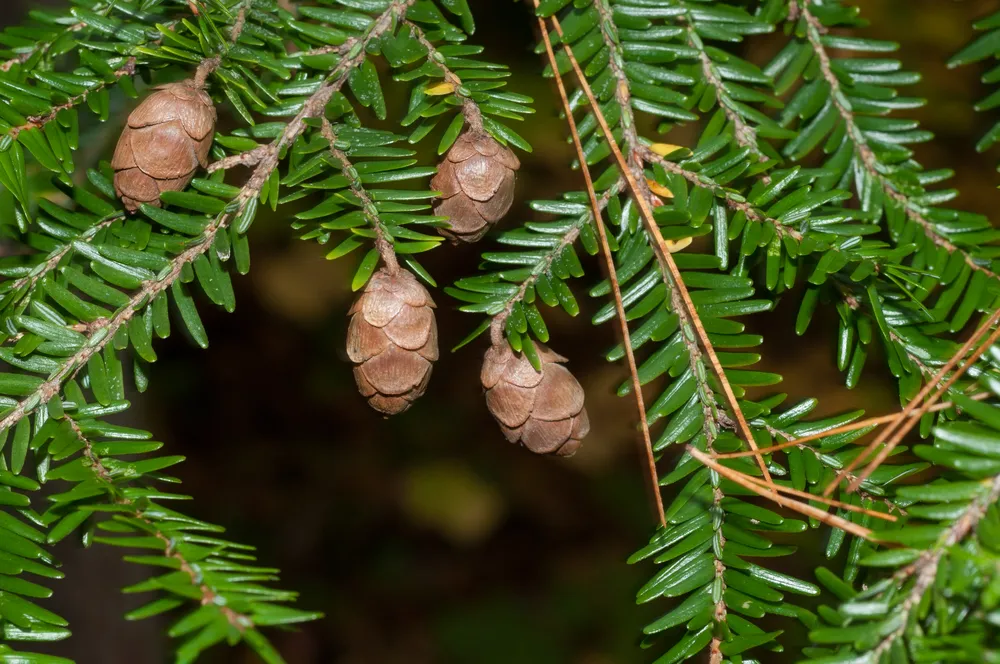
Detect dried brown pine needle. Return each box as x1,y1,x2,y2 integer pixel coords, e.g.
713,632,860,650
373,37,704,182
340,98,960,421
825,309,1000,496
716,392,990,460
739,472,897,522
687,447,874,540
848,321,1000,491
533,6,664,524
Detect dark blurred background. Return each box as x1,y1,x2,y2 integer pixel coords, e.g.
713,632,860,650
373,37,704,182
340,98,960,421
6,1,1000,662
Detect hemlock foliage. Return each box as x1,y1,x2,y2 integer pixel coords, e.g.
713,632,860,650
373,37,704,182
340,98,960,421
0,0,995,662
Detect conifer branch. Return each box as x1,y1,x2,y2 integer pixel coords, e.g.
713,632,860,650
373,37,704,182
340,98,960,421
217,0,415,173
230,0,251,43
638,148,802,241
404,20,483,132
73,415,251,630
548,8,775,488
0,221,230,436
192,1,251,87
9,62,135,140
1,212,122,303
675,9,768,167
0,21,86,72
852,320,1000,490
298,42,352,58
687,447,874,540
871,473,1000,658
489,187,616,341
3,18,180,141
760,422,902,516
551,6,742,650
319,118,399,273
4,2,998,661
535,12,664,527
739,468,896,522
0,0,417,437
847,291,942,388
798,0,998,281
886,328,935,378
586,0,644,180
208,147,269,173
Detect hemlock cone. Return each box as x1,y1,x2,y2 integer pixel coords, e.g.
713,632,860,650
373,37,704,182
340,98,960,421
481,342,589,456
112,80,216,212
431,130,520,242
347,267,439,415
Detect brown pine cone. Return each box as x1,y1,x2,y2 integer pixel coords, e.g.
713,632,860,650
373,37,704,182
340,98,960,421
112,80,217,212
481,342,589,456
431,130,520,243
347,268,438,415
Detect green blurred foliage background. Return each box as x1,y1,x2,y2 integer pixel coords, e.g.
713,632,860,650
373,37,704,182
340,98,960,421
5,1,1000,662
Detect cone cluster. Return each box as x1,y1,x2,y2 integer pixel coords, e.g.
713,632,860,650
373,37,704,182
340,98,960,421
347,268,438,415
481,342,589,456
112,80,216,212
431,130,520,243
